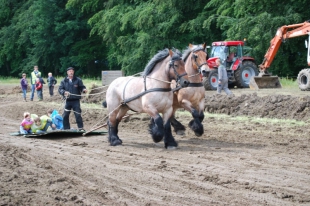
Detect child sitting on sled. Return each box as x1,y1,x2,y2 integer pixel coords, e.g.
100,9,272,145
20,112,34,134
31,115,53,134
47,109,63,130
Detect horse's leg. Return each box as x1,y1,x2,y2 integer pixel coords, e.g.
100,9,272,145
108,120,121,146
180,99,204,137
164,118,178,149
148,114,165,143
170,108,186,135
108,106,128,146
188,109,204,136
163,108,178,149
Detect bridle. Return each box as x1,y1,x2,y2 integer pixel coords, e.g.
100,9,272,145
168,55,187,84
188,48,207,78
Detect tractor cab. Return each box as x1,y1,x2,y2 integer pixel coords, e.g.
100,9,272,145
209,41,244,70
203,40,258,90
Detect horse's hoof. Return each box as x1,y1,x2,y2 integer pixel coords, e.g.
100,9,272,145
154,142,162,147
110,139,122,146
165,142,178,149
194,132,203,137
176,130,185,135
166,146,177,150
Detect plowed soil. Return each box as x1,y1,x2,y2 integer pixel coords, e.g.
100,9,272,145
1,84,310,206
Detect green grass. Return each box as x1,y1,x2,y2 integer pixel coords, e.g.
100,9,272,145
0,76,102,88
0,76,20,84
279,77,298,89
175,110,307,127
1,75,298,89
205,113,307,127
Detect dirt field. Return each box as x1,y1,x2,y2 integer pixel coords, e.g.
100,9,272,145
1,83,310,205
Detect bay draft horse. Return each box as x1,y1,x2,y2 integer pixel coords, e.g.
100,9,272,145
171,43,209,136
106,49,188,148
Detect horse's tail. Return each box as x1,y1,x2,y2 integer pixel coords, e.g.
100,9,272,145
148,115,164,143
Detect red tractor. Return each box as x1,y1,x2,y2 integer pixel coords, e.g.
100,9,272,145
203,41,259,90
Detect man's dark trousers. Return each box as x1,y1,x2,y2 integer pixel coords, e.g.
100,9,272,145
63,99,83,129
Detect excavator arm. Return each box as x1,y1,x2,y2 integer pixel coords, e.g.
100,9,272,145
250,21,310,89
259,21,310,73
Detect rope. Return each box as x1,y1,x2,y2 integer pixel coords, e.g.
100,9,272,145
145,76,172,84
187,72,201,78
57,71,173,131
89,104,125,131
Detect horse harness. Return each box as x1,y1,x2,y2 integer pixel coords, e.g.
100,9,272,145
121,55,187,106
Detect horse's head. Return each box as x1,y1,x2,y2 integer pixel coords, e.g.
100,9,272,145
188,43,210,77
168,49,188,88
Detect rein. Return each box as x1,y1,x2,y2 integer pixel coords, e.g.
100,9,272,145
122,88,171,105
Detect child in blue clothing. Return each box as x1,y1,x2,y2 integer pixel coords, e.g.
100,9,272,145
47,109,63,130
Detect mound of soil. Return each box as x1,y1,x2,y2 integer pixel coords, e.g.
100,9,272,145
205,93,310,121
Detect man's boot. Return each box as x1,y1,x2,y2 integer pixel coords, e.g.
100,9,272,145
24,98,27,102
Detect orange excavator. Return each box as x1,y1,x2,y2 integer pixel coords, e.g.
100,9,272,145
250,21,310,90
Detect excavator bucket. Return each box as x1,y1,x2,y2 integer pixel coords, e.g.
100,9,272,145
249,75,282,89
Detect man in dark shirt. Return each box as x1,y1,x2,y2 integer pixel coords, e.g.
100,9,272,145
58,67,87,131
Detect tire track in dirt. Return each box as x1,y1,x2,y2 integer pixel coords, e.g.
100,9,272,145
2,84,310,205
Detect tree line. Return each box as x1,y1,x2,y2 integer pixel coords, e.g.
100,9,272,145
0,0,309,78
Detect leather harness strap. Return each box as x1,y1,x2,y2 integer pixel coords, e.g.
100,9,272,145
188,82,203,87
122,88,171,105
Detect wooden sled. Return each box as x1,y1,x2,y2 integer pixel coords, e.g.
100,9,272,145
10,129,107,138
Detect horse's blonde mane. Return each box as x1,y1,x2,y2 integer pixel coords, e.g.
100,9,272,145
182,44,204,62
143,49,169,76
143,49,182,76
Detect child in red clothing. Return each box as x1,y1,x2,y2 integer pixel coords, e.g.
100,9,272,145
20,112,34,134
35,78,43,101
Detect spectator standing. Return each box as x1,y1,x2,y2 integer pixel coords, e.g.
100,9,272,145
216,58,232,95
58,67,87,131
36,73,46,100
47,72,57,97
35,78,43,101
20,73,28,102
30,66,41,101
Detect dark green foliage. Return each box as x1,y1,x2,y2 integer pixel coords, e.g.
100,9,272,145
1,0,310,78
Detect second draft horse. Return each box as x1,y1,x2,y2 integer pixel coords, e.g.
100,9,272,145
171,43,209,136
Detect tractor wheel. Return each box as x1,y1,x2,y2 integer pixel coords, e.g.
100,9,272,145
297,68,310,91
234,61,258,88
203,70,218,90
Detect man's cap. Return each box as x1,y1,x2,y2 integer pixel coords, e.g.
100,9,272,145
67,67,75,71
